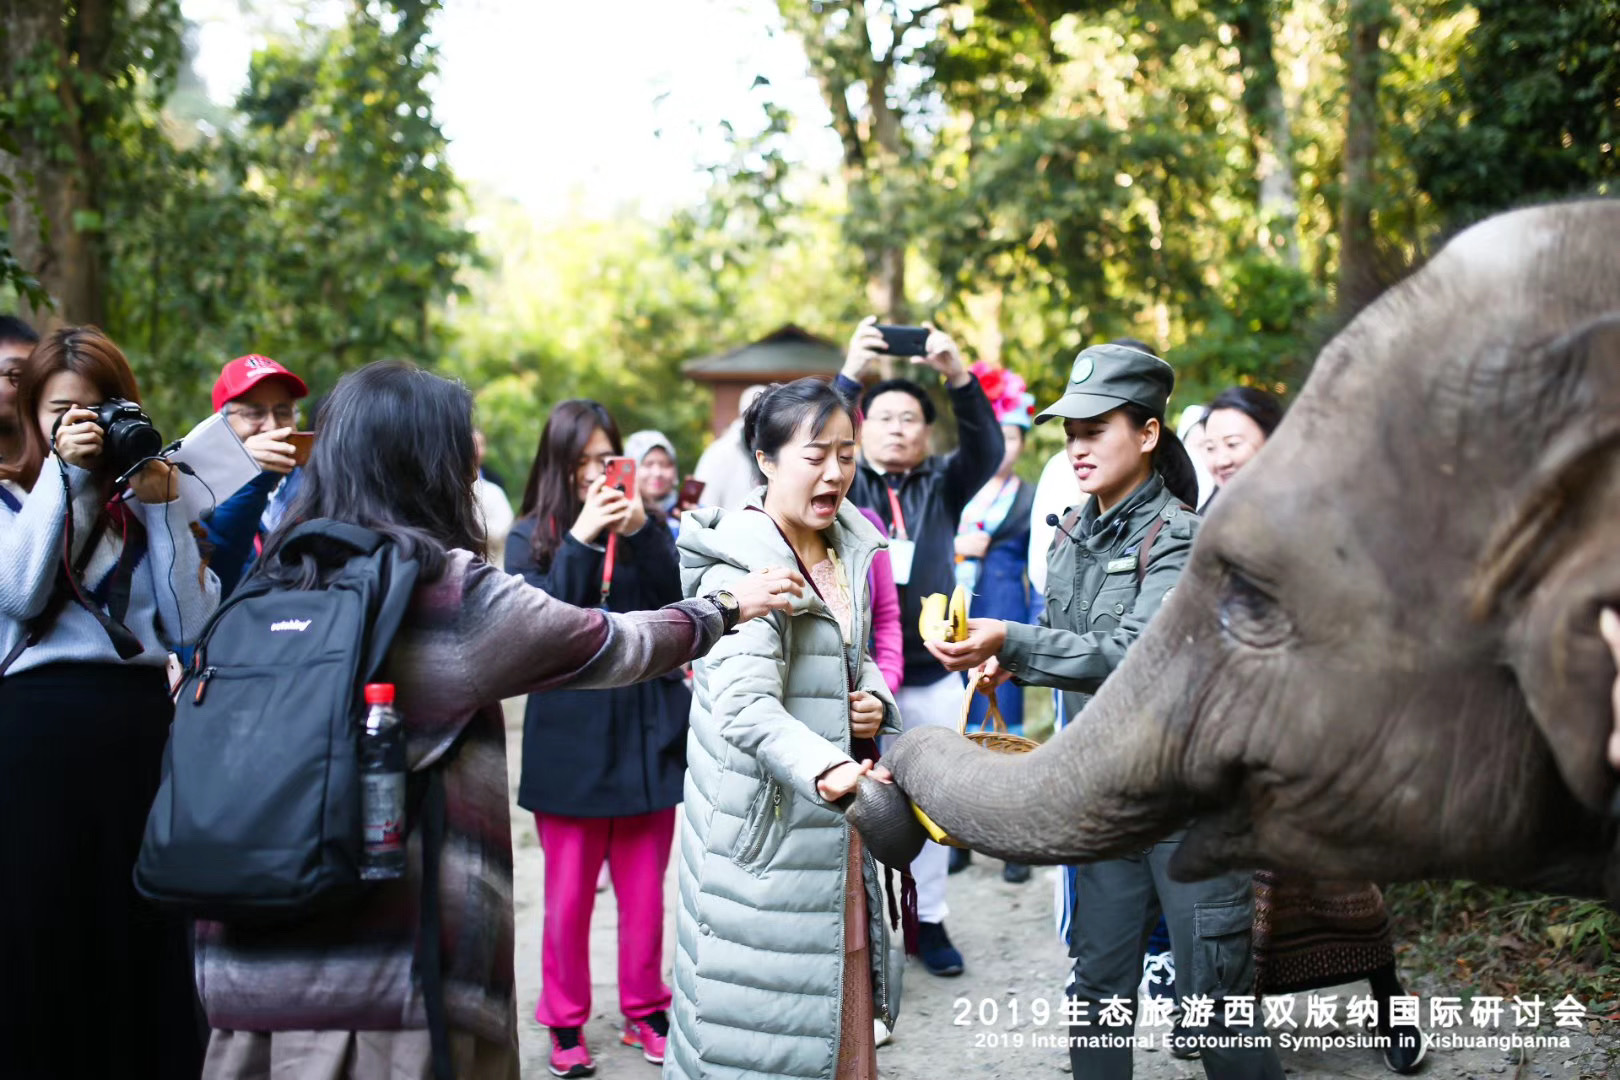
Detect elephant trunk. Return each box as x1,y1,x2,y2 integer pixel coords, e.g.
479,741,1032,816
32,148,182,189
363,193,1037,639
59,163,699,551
885,628,1203,865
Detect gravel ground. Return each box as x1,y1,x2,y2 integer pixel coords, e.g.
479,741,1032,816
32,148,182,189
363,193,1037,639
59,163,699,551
503,700,1618,1079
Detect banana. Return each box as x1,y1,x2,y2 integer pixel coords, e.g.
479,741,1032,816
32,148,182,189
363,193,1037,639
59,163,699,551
947,585,970,642
912,802,953,844
919,586,974,643
918,592,950,642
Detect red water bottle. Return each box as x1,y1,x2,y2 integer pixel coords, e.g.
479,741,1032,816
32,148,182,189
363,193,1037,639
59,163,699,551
359,683,407,880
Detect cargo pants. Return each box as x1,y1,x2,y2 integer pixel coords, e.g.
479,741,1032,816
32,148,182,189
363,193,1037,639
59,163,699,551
1065,832,1285,1080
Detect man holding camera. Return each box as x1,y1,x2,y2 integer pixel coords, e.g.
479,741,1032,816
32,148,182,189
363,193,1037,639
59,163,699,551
835,315,1004,980
201,354,309,597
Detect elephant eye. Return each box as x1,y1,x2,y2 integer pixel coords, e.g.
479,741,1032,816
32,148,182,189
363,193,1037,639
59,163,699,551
1218,565,1293,649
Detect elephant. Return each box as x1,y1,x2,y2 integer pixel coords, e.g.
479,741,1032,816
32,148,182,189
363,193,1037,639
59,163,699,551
854,200,1620,900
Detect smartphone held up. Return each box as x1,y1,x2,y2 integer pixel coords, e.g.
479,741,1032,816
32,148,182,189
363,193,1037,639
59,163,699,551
876,324,930,358
602,456,637,497
287,432,316,467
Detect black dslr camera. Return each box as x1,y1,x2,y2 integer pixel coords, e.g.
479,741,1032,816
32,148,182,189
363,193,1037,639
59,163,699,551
52,398,165,477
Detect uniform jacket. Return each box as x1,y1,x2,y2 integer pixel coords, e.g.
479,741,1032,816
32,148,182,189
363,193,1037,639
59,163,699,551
505,515,691,818
667,498,900,1080
999,472,1197,721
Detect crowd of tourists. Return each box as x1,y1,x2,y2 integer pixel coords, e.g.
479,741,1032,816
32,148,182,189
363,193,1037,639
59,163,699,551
8,309,1615,1080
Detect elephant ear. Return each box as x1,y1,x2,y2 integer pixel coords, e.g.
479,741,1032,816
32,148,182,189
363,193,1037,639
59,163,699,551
1473,312,1620,815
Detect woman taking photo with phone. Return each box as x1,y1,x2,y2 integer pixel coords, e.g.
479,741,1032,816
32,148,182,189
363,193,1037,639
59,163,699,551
0,326,219,1079
507,400,695,1077
667,378,900,1080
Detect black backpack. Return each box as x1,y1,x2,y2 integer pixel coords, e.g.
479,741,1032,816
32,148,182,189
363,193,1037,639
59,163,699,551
135,519,420,918
136,519,464,1080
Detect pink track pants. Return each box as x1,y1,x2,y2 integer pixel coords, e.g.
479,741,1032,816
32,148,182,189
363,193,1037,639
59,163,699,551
533,808,676,1029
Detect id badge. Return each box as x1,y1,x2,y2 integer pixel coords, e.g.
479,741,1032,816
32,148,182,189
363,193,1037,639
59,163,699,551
888,538,916,585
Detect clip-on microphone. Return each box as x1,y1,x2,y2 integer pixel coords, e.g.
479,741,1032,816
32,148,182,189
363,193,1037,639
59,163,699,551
1046,513,1082,546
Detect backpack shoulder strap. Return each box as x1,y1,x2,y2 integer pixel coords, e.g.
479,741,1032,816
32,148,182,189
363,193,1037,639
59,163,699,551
361,544,421,683
1135,502,1194,585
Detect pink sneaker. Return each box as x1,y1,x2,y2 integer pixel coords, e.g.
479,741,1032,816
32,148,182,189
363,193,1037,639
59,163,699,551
621,1011,669,1064
548,1026,595,1078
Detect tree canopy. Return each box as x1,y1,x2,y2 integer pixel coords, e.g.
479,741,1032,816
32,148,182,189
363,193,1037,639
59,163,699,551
2,0,1615,483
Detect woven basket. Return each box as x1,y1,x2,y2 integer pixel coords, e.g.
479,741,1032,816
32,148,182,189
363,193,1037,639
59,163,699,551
959,677,1041,755
913,677,1039,848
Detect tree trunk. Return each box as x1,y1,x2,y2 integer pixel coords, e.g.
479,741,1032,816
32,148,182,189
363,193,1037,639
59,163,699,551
0,0,109,327
787,0,909,329
853,0,907,325
1339,0,1387,316
1228,0,1299,266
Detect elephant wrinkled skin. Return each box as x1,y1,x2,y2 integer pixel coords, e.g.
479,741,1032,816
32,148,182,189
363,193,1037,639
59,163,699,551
868,201,1620,899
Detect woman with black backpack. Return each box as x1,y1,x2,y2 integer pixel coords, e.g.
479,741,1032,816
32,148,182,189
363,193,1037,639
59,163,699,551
0,326,218,1080
193,363,802,1080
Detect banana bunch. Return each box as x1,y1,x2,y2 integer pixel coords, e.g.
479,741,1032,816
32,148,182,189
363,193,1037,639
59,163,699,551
918,585,971,644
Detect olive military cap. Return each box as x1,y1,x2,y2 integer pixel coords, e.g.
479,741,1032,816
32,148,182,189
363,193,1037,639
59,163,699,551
1035,342,1175,423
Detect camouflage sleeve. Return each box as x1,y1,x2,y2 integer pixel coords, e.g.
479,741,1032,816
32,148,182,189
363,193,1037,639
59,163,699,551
997,518,1196,693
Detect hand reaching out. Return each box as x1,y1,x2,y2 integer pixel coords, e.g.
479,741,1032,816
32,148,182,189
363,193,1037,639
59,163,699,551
924,617,1008,673
817,759,893,802
728,566,807,623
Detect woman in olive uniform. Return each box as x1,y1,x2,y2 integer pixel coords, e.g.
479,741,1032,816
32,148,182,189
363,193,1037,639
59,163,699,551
928,343,1284,1080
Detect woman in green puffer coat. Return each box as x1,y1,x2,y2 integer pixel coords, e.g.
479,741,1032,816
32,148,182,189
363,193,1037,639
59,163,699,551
669,379,901,1080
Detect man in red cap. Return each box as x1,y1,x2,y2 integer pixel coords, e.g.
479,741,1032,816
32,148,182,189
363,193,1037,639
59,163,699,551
202,354,310,596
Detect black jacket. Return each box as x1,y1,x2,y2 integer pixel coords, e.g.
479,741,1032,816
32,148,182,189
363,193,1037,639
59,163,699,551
836,375,1005,685
505,515,691,817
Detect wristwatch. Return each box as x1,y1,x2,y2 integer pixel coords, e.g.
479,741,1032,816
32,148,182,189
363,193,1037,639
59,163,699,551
705,589,741,635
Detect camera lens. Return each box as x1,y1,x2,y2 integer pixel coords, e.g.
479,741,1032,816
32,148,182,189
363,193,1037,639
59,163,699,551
95,399,164,475
109,418,163,467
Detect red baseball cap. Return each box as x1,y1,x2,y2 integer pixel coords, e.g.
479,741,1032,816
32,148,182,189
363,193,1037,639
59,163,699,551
212,354,310,412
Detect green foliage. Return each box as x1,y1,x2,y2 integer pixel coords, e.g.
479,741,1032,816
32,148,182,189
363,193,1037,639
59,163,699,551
444,196,866,494
1173,254,1326,403
3,0,475,438
1399,0,1620,230
1385,880,1620,1009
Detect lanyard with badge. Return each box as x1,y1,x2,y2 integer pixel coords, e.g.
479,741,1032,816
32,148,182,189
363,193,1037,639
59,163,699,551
883,484,916,586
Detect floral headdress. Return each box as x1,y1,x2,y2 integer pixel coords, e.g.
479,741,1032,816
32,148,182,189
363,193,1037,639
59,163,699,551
970,360,1037,430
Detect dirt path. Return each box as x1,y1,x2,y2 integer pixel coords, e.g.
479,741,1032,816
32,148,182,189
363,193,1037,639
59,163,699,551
503,702,1617,1078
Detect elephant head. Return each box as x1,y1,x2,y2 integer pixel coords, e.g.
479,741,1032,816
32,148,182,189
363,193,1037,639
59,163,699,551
876,200,1620,898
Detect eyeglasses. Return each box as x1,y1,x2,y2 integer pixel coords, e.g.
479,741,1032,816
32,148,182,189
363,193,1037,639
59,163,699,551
224,403,298,426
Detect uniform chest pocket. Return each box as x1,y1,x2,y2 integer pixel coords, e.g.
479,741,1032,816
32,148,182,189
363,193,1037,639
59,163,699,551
1045,558,1077,617
1084,578,1138,631
733,778,786,873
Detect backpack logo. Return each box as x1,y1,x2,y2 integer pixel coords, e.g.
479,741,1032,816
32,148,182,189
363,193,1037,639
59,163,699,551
270,619,312,632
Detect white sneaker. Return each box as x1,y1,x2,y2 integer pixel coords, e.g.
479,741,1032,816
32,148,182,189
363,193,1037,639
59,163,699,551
874,1018,893,1047
1139,949,1175,999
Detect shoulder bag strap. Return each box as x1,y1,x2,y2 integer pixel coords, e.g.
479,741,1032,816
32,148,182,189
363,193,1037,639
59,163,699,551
1135,503,1193,586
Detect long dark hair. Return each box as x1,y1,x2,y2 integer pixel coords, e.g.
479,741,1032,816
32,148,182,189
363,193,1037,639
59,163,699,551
518,399,621,569
255,361,483,588
744,378,859,483
0,326,142,493
1207,385,1284,439
1119,402,1200,509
